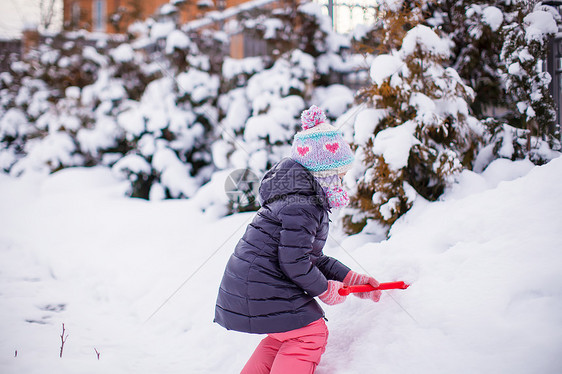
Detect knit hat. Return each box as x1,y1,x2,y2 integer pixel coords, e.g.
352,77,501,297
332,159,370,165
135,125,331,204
291,105,354,209
290,105,354,178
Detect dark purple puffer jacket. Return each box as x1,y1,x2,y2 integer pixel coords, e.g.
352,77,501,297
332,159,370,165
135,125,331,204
214,158,350,334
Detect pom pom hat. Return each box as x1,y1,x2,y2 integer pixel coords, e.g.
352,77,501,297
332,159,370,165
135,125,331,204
291,105,354,178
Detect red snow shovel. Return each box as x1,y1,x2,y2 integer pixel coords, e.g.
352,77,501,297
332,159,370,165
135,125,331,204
338,281,409,296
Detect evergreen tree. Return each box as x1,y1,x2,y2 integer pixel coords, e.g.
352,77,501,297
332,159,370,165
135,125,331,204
427,0,560,162
426,1,514,117
343,6,482,234
500,1,559,157
109,13,220,200
0,34,107,175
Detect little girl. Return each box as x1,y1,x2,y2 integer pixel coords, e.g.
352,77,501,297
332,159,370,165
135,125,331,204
214,106,381,374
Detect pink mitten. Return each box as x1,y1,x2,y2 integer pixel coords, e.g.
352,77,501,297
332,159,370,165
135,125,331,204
344,271,381,302
318,281,347,305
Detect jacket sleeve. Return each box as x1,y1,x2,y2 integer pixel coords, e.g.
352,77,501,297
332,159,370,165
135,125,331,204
316,255,351,282
277,204,328,297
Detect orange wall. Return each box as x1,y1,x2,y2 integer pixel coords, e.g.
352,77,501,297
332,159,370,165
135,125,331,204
61,0,291,60
62,0,262,33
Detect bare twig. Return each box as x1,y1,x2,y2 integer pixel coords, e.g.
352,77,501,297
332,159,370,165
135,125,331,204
59,323,68,358
94,348,101,360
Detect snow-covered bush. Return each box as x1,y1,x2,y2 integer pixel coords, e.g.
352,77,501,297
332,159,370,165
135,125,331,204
342,0,561,235
102,20,220,199
0,12,223,199
0,107,32,172
1,40,105,182
475,119,561,172
427,1,510,117
113,70,217,199
357,0,426,51
343,23,482,234
214,50,311,175
427,0,561,162
500,2,559,157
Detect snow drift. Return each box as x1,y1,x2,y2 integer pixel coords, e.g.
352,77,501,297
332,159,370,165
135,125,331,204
0,155,561,373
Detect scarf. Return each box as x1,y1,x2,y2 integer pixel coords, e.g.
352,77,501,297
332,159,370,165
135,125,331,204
315,174,350,209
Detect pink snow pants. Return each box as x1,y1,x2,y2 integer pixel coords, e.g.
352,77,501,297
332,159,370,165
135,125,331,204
241,318,329,374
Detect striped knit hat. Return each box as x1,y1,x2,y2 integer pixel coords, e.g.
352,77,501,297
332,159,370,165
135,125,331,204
291,105,354,178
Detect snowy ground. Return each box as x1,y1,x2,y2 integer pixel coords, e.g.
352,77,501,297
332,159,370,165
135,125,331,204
1,156,562,373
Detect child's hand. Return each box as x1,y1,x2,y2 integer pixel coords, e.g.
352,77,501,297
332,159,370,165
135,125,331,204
318,281,347,305
344,271,381,302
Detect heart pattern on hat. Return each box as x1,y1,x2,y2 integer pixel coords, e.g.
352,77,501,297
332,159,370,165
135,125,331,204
325,142,340,154
297,146,310,156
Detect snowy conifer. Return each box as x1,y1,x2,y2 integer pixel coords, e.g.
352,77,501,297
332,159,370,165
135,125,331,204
498,1,560,160
426,1,513,117
343,10,482,234
108,16,219,200
0,35,105,175
427,1,561,164
214,50,311,176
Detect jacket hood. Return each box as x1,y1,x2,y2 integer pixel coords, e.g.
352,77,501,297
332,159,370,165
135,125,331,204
258,158,329,210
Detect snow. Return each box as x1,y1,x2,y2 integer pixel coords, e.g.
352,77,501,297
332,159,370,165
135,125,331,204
82,46,109,67
197,0,214,8
353,108,387,145
165,30,191,54
351,24,370,41
10,132,80,176
245,58,305,100
112,153,151,175
524,10,558,42
40,49,59,65
445,158,535,199
370,54,402,86
263,18,284,39
221,89,250,132
109,44,135,63
400,25,451,58
117,108,145,138
65,87,81,100
410,92,436,114
222,57,265,80
150,21,176,41
244,113,289,144
377,0,403,13
77,117,121,156
191,168,234,219
0,148,16,171
1,154,562,373
176,70,219,103
372,121,420,170
27,89,50,119
508,62,522,76
311,84,354,118
151,147,198,198
99,82,127,103
0,108,28,138
482,6,503,32
183,0,277,31
159,4,178,16
516,101,528,114
2,3,562,371
299,1,324,18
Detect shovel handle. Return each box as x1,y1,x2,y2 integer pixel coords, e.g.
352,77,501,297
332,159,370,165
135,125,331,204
338,281,409,296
